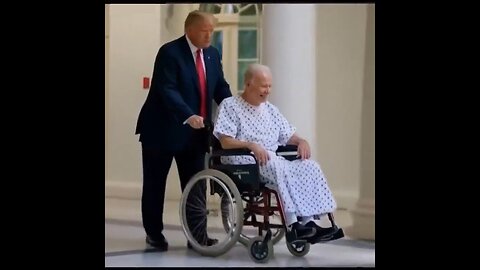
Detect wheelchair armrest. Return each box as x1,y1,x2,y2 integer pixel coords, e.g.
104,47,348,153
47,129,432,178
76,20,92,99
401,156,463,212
276,144,298,153
276,145,299,161
211,148,254,157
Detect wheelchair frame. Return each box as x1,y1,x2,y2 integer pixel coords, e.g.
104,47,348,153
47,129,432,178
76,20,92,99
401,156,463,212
178,125,340,263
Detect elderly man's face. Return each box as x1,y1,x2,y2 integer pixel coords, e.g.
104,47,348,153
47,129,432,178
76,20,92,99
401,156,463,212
246,71,272,105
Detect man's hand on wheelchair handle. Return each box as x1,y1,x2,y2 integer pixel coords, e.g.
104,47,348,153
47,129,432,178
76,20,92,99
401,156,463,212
186,115,205,129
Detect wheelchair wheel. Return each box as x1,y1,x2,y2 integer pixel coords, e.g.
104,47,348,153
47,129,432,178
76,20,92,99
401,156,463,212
286,240,310,257
221,194,285,246
179,169,244,257
247,236,274,263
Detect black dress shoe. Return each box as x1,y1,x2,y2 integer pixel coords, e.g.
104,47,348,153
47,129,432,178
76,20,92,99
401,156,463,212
286,222,317,242
146,235,168,251
187,238,219,249
305,221,340,243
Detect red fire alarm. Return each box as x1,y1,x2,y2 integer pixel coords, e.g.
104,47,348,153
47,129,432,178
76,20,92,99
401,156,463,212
143,77,150,89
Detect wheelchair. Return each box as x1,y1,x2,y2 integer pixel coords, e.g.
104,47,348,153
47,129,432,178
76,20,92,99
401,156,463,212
179,124,343,263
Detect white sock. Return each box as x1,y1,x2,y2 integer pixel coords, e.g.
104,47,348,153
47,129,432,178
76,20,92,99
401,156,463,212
285,211,298,227
301,216,314,225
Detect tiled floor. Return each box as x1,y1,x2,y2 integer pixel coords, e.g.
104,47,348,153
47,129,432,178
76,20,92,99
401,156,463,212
105,198,375,267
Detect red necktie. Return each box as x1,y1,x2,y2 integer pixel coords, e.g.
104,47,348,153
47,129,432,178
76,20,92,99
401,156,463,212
196,49,207,118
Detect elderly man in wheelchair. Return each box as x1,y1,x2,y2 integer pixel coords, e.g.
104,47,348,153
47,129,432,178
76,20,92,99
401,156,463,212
178,64,343,263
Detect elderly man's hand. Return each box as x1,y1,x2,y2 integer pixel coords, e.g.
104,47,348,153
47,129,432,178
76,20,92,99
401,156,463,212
248,142,270,166
297,139,311,160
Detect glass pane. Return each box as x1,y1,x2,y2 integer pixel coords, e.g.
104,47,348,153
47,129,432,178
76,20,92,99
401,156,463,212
238,30,257,59
239,4,256,15
199,4,220,14
237,60,257,92
233,4,240,13
212,31,223,60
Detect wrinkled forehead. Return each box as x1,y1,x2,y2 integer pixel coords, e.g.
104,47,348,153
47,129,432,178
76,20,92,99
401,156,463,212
254,71,272,83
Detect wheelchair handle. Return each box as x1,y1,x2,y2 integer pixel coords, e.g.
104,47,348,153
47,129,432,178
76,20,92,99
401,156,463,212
202,119,213,152
203,119,213,130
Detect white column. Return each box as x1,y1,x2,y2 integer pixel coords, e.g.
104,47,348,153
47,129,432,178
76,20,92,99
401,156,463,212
261,4,318,158
347,4,375,240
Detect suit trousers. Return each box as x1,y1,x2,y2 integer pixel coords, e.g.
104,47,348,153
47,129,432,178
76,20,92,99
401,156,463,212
140,129,209,242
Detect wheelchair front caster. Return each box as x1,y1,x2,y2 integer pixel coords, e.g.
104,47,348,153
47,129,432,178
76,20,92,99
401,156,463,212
247,236,274,263
286,240,310,257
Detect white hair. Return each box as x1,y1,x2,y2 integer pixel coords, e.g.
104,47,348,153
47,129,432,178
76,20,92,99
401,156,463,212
244,63,271,84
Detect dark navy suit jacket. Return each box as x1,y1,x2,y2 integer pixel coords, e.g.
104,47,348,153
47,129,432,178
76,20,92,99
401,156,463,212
135,35,232,151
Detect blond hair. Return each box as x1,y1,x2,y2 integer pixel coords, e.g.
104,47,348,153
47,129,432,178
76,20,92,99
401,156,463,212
184,10,217,31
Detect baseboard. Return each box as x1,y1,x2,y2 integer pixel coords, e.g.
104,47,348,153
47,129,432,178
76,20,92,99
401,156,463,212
105,181,142,199
333,190,359,210
105,181,360,211
344,197,375,240
105,180,183,200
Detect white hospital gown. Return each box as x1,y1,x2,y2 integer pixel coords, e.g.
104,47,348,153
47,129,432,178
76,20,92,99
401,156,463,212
213,96,337,220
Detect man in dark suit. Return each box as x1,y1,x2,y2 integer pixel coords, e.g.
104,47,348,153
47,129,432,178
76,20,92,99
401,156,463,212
135,10,232,251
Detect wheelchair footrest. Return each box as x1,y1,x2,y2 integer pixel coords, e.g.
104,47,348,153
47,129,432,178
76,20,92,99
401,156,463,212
286,229,312,243
330,227,345,241
316,227,345,243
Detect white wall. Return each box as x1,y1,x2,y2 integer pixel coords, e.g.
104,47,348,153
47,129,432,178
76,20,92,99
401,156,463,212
360,4,375,202
315,4,368,209
105,4,199,201
105,4,170,200
105,4,109,183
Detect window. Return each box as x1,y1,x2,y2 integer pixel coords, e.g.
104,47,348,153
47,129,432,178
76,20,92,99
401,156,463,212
237,29,257,91
237,4,261,93
199,4,262,94
211,31,223,60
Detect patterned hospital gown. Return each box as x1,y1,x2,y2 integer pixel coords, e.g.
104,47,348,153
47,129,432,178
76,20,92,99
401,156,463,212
213,96,337,220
